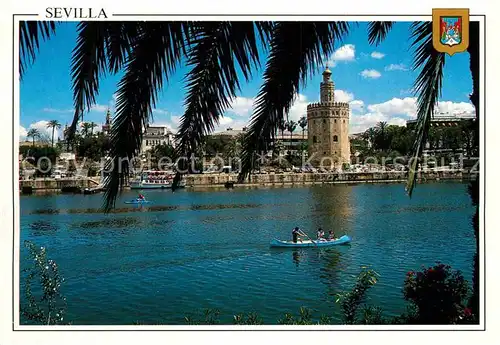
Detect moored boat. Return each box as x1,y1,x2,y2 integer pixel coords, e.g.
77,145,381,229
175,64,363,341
130,170,186,189
270,235,352,248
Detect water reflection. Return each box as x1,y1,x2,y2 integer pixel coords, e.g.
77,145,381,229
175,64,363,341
29,220,60,236
292,250,304,267
309,185,353,237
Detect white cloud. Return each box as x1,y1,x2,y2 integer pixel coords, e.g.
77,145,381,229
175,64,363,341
90,104,108,112
371,51,385,59
349,100,365,113
367,97,417,117
42,103,110,114
388,117,407,126
152,109,170,115
219,116,234,125
349,112,389,134
360,69,382,79
24,120,60,141
42,108,73,113
385,63,409,71
227,97,254,116
435,101,475,117
287,94,309,125
334,90,354,102
326,44,356,67
170,115,181,127
349,97,475,133
19,126,28,140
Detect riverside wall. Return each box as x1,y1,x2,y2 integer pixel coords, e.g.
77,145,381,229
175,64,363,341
184,170,473,188
20,177,100,192
19,171,473,193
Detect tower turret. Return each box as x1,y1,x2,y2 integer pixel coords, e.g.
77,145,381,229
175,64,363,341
320,67,335,103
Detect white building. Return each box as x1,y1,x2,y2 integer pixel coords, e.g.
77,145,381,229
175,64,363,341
140,125,176,153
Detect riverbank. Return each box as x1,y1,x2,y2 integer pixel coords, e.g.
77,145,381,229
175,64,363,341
19,170,475,193
185,170,473,188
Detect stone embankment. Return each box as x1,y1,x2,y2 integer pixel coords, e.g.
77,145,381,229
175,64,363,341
19,171,474,194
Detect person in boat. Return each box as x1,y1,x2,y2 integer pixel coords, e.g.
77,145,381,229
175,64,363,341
292,227,306,243
317,228,325,241
138,193,145,201
328,230,336,241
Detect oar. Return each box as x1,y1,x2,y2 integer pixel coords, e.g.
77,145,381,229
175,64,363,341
301,231,318,247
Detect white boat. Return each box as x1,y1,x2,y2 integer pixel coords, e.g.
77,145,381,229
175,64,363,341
130,170,186,189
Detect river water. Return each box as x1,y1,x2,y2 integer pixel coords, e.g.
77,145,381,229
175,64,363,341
19,182,475,325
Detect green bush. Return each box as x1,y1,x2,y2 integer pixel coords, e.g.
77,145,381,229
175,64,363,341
21,241,67,325
403,263,470,324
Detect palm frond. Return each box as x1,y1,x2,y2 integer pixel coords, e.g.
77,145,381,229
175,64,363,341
367,21,394,46
19,21,56,78
103,22,190,211
405,22,445,196
173,22,262,189
68,22,142,142
237,22,350,182
105,22,142,74
68,22,110,139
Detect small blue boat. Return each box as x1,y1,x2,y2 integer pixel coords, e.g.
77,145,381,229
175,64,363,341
124,199,152,204
270,235,352,248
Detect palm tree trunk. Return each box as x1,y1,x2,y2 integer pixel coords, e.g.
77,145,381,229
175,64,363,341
467,21,480,320
51,127,55,147
32,136,35,146
302,129,305,157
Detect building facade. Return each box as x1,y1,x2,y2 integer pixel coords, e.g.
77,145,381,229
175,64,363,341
307,68,350,168
140,125,176,153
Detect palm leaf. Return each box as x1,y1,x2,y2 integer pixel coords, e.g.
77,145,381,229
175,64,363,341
68,22,142,142
19,21,56,78
172,22,263,189
103,22,190,211
405,22,445,196
367,21,394,46
237,22,350,182
68,22,110,139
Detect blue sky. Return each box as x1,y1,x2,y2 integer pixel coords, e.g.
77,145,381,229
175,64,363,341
20,21,475,140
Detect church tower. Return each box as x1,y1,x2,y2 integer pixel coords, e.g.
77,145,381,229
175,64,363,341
102,108,112,136
306,68,350,169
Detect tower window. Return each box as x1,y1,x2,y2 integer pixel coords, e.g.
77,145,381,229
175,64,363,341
313,136,317,143
146,140,149,146
323,119,326,123
324,152,326,155
334,119,337,123
314,120,316,124
343,120,345,123
335,151,337,154
333,135,338,142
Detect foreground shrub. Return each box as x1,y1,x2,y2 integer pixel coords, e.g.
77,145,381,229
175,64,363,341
21,241,67,325
403,263,470,324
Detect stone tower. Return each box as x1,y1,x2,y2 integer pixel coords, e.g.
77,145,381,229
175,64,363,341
307,68,350,169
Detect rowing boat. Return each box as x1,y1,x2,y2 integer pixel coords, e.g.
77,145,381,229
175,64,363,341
270,235,352,248
124,199,152,204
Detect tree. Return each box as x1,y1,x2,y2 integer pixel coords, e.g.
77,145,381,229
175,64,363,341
375,121,388,151
298,116,307,155
363,127,377,150
46,120,61,147
286,120,297,155
89,121,98,136
277,117,286,142
80,122,92,138
27,128,39,147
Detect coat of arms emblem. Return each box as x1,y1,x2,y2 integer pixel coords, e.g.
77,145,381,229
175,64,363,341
432,9,470,55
